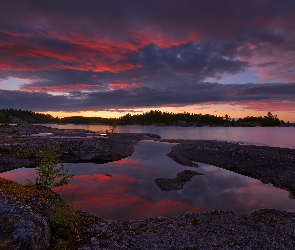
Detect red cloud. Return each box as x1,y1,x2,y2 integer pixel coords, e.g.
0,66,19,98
131,29,201,49
20,83,102,92
237,41,295,82
108,82,139,89
0,28,143,74
230,101,295,112
0,24,204,79
132,76,149,81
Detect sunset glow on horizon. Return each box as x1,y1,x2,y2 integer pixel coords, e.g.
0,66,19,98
1,0,295,122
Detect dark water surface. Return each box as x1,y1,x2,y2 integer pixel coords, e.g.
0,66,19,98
1,140,294,220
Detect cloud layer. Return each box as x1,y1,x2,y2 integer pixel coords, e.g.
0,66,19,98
1,0,295,112
1,83,294,112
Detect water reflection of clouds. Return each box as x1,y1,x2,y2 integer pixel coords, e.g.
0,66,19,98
0,167,36,184
0,140,294,220
131,199,203,220
190,163,293,212
112,158,139,166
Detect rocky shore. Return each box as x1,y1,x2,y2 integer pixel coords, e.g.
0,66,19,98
0,124,159,172
165,139,295,198
1,124,295,249
59,208,295,249
0,178,58,249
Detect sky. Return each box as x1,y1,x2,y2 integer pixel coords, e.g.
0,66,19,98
0,0,295,121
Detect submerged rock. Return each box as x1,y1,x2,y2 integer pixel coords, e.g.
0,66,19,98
155,170,204,191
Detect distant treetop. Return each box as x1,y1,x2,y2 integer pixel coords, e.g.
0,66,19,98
0,108,286,127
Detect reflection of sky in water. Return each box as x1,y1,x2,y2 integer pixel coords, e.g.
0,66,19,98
1,140,294,221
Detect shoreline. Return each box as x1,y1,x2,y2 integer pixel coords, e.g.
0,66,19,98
164,139,295,199
0,124,160,173
4,122,295,127
1,124,295,249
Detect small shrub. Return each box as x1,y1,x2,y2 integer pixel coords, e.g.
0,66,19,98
51,194,78,238
110,124,117,133
26,145,77,240
27,144,73,190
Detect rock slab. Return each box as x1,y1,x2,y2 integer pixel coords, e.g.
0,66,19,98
0,178,58,250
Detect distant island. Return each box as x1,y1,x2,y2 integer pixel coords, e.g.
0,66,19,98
0,108,292,127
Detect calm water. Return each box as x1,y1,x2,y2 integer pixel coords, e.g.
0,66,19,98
1,140,294,220
42,124,295,149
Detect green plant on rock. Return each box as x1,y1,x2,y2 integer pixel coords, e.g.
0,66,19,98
27,144,73,190
51,194,78,238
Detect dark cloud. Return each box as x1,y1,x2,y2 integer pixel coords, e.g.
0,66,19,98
136,43,248,78
1,0,294,38
1,83,294,112
0,90,75,111
236,83,295,96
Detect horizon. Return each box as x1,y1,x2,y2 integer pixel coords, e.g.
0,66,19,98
4,108,287,124
1,1,295,122
41,109,289,122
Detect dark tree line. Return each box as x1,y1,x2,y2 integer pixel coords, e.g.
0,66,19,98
0,108,287,127
0,109,57,123
235,112,285,127
116,110,227,126
116,110,286,126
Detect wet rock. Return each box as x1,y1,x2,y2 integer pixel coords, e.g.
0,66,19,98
155,170,203,191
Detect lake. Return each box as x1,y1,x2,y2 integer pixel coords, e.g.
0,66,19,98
42,124,295,149
1,137,295,220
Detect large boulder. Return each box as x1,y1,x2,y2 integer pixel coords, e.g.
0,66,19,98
0,178,58,250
